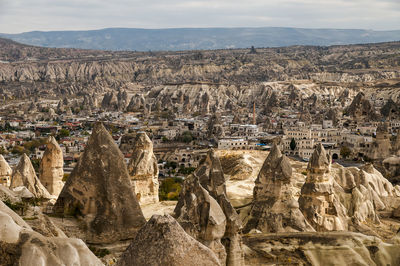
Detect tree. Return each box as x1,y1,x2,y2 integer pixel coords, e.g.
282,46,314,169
179,131,193,143
340,146,351,159
57,129,70,139
290,138,296,151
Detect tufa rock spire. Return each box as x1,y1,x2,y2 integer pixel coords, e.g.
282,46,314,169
127,132,159,205
173,173,227,265
299,143,348,231
39,136,64,196
54,122,146,244
118,214,221,266
0,155,12,186
244,143,314,233
195,149,244,266
10,154,51,199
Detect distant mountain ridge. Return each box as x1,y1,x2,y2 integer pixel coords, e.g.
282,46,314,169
1,27,400,51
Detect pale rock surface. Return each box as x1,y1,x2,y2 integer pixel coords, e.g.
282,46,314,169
0,154,12,186
173,173,227,265
10,154,51,199
299,144,348,231
0,184,21,204
12,186,35,199
0,201,103,266
117,214,221,266
243,231,400,266
27,212,67,238
127,132,159,205
216,150,266,181
195,149,244,266
369,122,392,160
244,144,314,233
54,122,146,244
39,136,64,196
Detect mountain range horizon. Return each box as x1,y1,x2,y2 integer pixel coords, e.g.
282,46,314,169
1,26,400,52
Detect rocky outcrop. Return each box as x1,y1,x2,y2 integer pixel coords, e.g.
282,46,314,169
299,144,348,231
10,154,51,199
127,132,159,205
195,149,244,266
173,173,227,265
243,231,400,266
0,155,12,186
382,156,400,184
369,122,392,160
118,214,221,266
345,92,378,121
54,122,146,244
39,136,64,196
0,185,21,204
244,144,314,233
0,200,103,266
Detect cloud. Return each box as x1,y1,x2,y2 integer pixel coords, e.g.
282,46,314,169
0,0,399,33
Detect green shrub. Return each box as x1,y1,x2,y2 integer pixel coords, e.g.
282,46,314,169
159,177,183,201
89,246,111,258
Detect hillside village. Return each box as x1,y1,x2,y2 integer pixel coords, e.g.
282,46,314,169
1,39,400,265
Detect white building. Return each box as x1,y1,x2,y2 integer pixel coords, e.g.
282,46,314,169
218,139,248,150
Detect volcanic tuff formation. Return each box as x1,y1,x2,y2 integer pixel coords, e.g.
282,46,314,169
369,122,392,160
117,214,221,266
0,200,102,266
10,154,51,199
194,149,244,265
244,144,314,233
127,132,159,205
243,231,400,265
299,143,348,231
39,136,64,196
173,173,227,265
54,122,146,244
0,154,12,186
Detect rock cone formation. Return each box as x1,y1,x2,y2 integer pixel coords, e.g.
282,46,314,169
299,144,348,231
173,173,227,265
0,154,12,186
54,122,146,244
345,92,378,121
244,144,314,233
195,149,244,266
118,214,221,266
369,122,392,160
39,136,64,196
10,154,51,199
127,132,159,205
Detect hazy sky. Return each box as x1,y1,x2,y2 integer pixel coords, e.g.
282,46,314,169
0,0,399,33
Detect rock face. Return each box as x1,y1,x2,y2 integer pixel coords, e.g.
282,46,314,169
369,122,392,160
382,156,400,184
195,149,244,266
10,154,51,199
243,231,400,266
345,92,378,121
118,214,221,266
244,144,314,233
299,144,348,231
127,132,159,205
173,173,227,265
54,122,146,244
0,200,103,266
0,155,12,186
39,136,64,196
